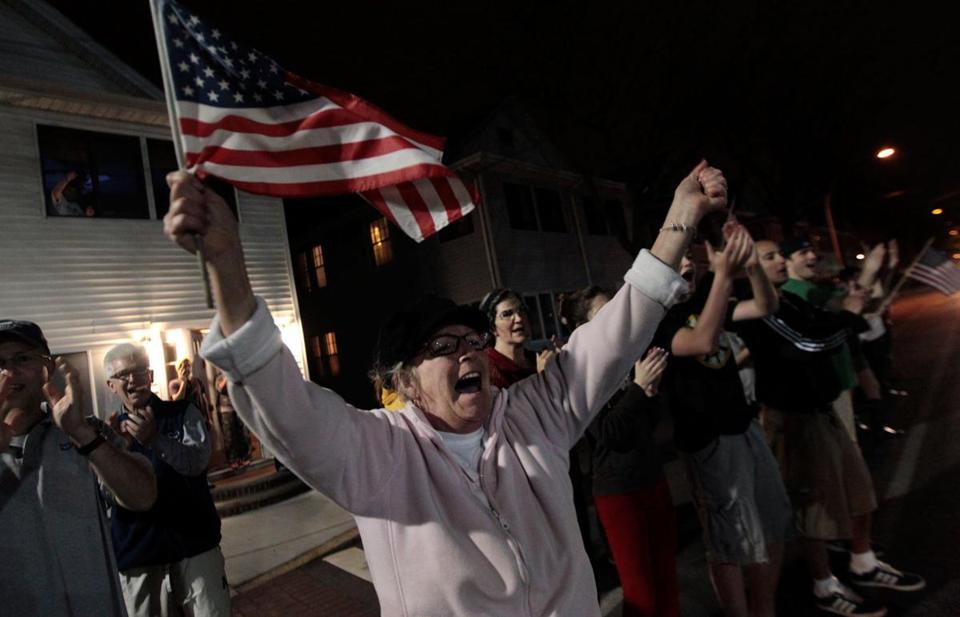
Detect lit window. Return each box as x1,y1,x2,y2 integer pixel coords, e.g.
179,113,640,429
324,332,340,376
370,218,393,267
310,244,327,288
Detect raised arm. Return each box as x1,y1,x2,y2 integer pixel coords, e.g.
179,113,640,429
732,228,779,321
163,171,400,515
45,358,156,511
516,162,727,448
671,230,751,356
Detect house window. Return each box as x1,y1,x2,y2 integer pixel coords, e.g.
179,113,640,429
504,182,538,231
581,196,610,235
538,292,559,339
604,199,626,234
522,295,544,341
370,218,393,267
308,331,340,378
324,332,340,377
534,188,567,233
38,125,148,219
37,126,239,220
438,214,475,243
298,244,327,289
148,138,239,220
504,182,567,233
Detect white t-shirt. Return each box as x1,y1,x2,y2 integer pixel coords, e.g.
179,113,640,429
436,427,489,508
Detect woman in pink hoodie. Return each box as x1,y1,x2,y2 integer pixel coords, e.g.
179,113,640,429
162,162,726,617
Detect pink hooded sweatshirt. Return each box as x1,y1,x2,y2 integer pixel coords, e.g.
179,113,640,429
201,250,686,617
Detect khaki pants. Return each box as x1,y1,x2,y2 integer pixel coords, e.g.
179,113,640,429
119,546,231,617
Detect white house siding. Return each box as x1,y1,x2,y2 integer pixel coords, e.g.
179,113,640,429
0,106,302,416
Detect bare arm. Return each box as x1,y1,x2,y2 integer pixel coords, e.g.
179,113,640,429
732,263,780,321
672,230,751,356
650,161,727,270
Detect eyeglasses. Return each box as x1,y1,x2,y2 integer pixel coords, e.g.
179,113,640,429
422,332,491,358
0,352,50,371
109,368,151,383
496,307,527,321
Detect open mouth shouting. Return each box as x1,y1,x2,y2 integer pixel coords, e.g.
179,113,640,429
454,371,483,395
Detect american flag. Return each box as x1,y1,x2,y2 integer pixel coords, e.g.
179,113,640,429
907,246,960,295
155,0,477,242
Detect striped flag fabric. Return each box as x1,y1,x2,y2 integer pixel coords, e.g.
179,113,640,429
907,246,960,295
155,0,477,242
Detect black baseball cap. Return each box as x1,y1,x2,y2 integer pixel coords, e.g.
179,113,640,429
373,296,488,373
0,320,51,354
780,237,813,258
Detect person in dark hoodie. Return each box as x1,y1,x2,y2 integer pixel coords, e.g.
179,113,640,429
561,285,678,617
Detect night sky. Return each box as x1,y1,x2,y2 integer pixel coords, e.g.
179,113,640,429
49,0,960,250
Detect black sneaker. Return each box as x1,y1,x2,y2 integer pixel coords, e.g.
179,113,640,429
815,584,887,616
849,560,926,592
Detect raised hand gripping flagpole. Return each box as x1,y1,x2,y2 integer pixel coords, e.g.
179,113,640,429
147,0,214,309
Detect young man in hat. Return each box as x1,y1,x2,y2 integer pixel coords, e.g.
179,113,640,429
162,161,725,616
0,320,157,616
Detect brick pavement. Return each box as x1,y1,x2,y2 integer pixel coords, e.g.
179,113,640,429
232,557,379,617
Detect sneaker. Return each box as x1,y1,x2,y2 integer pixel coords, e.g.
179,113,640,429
815,584,887,616
849,560,926,592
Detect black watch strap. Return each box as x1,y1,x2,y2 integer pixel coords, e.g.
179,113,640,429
77,433,106,456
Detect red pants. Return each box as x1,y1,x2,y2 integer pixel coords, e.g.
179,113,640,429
594,479,680,617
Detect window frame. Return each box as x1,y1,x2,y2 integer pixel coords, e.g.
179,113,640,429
370,217,394,267
502,180,569,233
33,121,240,223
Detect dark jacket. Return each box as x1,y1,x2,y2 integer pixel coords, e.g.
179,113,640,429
587,383,665,496
111,397,221,571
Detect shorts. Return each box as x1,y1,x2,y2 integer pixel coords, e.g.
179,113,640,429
683,421,795,565
766,407,878,540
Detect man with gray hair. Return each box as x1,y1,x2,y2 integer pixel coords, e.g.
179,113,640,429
104,343,229,617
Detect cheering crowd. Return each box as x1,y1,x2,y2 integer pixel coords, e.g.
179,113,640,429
2,162,925,617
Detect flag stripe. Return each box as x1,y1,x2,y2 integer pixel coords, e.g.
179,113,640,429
193,154,453,185
187,136,418,167
396,182,438,238
194,165,452,198
430,176,467,223
179,101,443,158
411,178,452,231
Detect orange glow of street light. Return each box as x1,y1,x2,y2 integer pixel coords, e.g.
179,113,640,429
950,229,959,237
932,208,944,215
953,253,960,260
876,147,896,159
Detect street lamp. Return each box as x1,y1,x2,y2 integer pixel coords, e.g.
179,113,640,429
824,145,899,267
932,208,944,215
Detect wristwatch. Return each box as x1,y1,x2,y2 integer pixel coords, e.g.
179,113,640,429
76,416,108,457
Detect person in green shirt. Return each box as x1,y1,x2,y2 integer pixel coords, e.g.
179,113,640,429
780,238,882,441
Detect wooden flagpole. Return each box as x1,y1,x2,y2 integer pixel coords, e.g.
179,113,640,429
876,236,935,314
147,0,214,309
